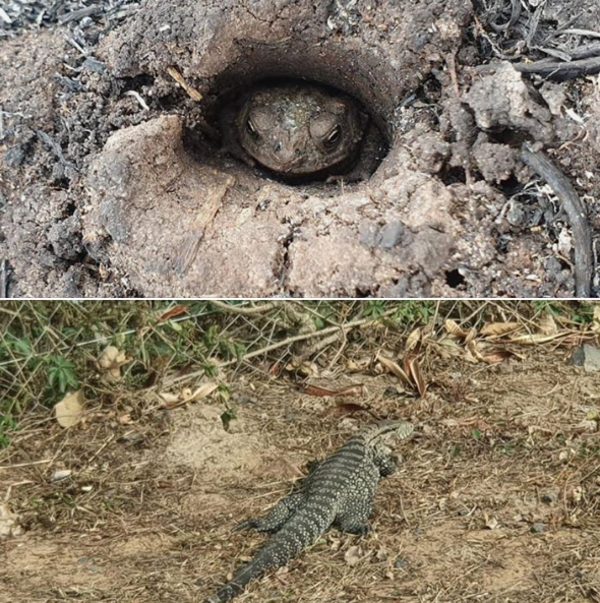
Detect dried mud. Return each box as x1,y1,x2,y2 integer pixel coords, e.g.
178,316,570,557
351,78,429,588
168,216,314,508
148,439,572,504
1,0,600,296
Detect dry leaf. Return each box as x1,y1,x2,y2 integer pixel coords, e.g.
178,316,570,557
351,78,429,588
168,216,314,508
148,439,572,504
405,327,422,353
189,382,219,401
508,333,566,345
405,356,426,397
375,546,388,562
305,384,364,397
328,403,369,416
158,392,180,404
445,319,469,339
480,350,512,364
98,345,130,381
0,503,23,539
158,304,189,322
436,337,463,358
480,322,522,337
344,545,362,567
377,354,410,384
160,382,219,409
464,327,478,344
54,389,84,428
118,413,134,425
537,313,558,335
593,306,600,332
485,516,500,530
466,340,486,363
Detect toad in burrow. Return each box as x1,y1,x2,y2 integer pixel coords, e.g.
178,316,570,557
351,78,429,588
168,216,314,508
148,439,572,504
226,82,368,178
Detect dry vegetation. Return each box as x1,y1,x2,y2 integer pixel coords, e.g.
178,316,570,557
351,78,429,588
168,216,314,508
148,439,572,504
1,300,600,603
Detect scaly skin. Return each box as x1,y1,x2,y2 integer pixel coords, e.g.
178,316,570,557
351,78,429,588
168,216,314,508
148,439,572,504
206,420,414,603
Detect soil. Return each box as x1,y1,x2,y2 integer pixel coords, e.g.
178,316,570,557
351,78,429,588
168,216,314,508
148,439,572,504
1,348,600,602
1,0,600,297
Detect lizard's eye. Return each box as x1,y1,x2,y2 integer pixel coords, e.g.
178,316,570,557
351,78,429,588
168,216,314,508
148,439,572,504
323,125,341,150
246,119,260,140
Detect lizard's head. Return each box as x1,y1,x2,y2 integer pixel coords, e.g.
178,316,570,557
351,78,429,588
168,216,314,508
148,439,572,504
367,420,414,446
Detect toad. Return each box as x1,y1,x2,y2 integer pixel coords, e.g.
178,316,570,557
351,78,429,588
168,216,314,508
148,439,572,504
234,82,368,177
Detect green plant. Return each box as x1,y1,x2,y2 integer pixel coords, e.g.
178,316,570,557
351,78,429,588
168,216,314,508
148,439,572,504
46,355,79,395
221,407,237,431
0,413,17,448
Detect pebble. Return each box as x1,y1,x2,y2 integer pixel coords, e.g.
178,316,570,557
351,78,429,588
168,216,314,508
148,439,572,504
568,345,600,372
377,221,406,249
530,523,546,534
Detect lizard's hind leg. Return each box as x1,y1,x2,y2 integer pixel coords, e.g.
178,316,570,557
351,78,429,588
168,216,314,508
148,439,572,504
233,491,304,534
334,500,374,536
233,459,322,533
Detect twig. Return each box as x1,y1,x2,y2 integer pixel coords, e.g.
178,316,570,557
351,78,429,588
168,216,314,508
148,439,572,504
489,0,521,33
0,259,8,298
82,434,115,470
560,28,600,39
519,143,593,297
0,459,52,470
172,177,232,274
165,308,400,387
513,55,600,79
210,301,277,315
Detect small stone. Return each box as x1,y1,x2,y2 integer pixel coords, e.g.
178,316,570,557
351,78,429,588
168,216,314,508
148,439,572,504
541,493,556,504
457,508,469,516
51,469,72,482
377,221,405,249
568,345,600,372
4,144,28,167
359,222,379,247
530,523,546,534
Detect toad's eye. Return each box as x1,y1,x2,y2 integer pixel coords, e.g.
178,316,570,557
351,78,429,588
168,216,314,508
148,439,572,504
246,119,260,140
324,125,341,150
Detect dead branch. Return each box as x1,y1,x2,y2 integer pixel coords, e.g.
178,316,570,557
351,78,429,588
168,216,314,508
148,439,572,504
519,143,593,298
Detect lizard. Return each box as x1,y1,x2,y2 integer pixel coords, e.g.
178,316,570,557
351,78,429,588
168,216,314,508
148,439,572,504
219,81,369,180
205,420,414,603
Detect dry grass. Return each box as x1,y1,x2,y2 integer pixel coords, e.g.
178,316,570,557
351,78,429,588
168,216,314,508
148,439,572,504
1,301,600,603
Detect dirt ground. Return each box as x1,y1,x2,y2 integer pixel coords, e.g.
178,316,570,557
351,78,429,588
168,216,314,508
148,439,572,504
1,347,600,602
1,0,600,297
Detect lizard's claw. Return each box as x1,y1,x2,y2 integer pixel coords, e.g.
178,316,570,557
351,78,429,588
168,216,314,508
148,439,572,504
231,519,258,533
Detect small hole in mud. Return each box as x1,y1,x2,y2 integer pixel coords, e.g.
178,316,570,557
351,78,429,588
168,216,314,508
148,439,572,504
439,166,467,186
487,128,529,147
496,174,522,196
446,269,465,288
211,77,388,185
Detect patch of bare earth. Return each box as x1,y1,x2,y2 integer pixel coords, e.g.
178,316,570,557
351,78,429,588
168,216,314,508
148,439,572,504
2,0,600,296
1,351,600,602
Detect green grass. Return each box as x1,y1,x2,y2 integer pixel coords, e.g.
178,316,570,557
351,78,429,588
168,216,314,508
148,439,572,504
0,300,597,450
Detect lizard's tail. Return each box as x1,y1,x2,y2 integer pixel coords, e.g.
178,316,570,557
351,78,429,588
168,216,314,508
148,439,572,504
204,548,275,603
205,505,335,603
